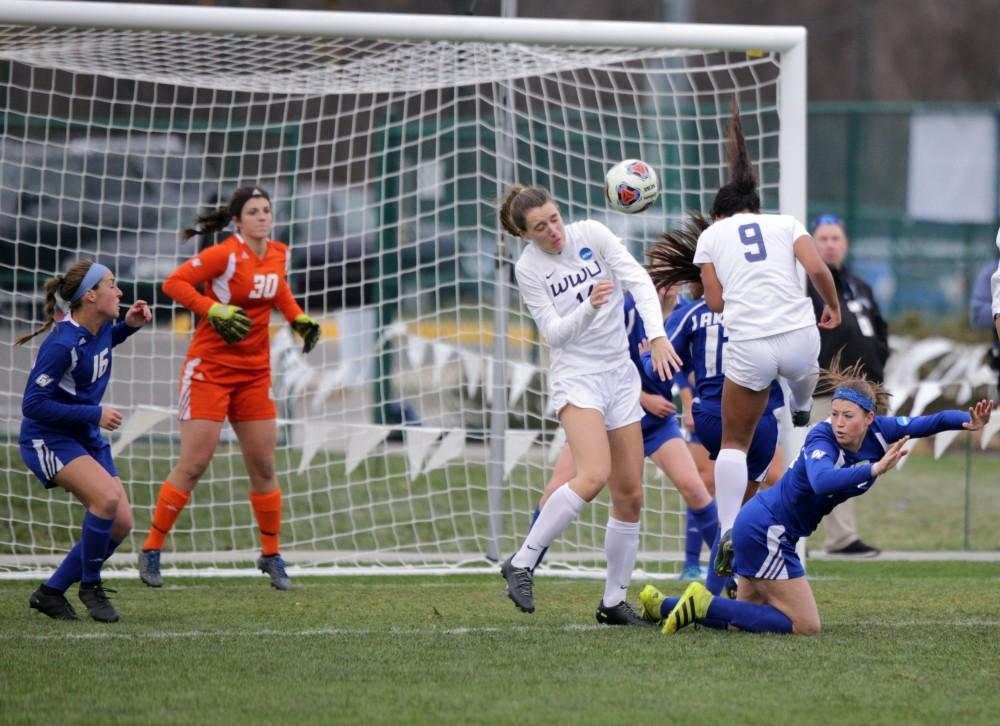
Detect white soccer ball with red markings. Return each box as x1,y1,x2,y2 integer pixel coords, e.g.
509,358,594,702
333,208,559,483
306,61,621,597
605,158,658,214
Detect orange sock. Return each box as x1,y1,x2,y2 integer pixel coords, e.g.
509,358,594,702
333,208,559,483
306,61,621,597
250,488,282,556
143,481,190,551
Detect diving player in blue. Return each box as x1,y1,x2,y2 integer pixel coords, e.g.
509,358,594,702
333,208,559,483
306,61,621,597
640,359,994,635
18,259,152,622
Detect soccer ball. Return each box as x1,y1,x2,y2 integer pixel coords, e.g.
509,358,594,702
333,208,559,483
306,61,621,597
605,159,658,214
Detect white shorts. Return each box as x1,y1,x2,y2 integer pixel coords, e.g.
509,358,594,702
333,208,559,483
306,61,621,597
723,326,820,392
549,359,642,431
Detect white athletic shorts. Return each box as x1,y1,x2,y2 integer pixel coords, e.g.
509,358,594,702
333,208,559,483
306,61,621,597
723,325,820,392
549,358,642,431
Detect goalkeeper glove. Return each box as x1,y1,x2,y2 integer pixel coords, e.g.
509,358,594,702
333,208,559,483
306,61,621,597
291,313,320,354
206,303,252,344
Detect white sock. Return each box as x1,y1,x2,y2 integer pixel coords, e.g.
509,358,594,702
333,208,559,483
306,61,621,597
787,370,819,413
714,448,748,532
602,517,640,608
511,484,586,570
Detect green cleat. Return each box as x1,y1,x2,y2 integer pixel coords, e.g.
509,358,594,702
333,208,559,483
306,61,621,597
638,584,667,624
713,528,735,576
662,581,712,634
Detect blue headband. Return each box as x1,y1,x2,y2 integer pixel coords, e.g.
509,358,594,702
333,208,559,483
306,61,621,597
812,213,844,232
832,387,874,412
69,263,111,304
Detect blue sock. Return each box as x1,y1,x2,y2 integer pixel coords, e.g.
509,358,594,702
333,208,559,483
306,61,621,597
689,501,719,552
80,511,114,584
45,535,122,593
704,530,726,596
683,508,701,569
46,540,84,593
528,504,549,569
706,597,793,634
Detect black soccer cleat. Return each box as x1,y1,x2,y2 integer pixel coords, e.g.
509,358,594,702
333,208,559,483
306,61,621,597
595,599,654,627
791,408,812,427
500,556,535,613
256,554,291,591
29,585,81,621
713,528,735,576
78,581,120,623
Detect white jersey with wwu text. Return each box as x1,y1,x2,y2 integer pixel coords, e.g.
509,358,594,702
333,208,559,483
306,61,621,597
693,212,815,342
514,219,665,382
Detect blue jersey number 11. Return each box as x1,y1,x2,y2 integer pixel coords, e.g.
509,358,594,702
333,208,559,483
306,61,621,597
738,222,767,262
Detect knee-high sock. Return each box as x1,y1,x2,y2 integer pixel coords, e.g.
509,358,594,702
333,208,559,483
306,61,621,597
704,530,727,596
706,597,793,634
602,517,640,608
143,481,190,551
511,484,585,570
528,504,550,569
787,368,819,413
250,488,282,557
80,511,114,584
714,449,747,533
47,537,124,593
688,501,719,552
683,508,702,569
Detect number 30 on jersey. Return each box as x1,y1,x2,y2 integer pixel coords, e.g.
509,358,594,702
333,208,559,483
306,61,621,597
249,273,279,299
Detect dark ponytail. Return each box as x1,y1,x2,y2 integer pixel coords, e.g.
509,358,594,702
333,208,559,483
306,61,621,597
15,259,95,346
182,185,271,241
709,98,761,219
498,185,554,237
644,212,712,290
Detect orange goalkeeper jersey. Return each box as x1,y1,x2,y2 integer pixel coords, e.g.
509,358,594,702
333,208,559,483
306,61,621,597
163,234,304,371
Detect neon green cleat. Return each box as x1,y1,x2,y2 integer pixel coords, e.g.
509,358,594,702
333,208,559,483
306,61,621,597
662,581,712,634
639,584,667,624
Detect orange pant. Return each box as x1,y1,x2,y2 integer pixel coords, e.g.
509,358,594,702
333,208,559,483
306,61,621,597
177,357,276,422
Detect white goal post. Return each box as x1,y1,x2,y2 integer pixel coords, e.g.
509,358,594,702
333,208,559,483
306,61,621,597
0,0,806,578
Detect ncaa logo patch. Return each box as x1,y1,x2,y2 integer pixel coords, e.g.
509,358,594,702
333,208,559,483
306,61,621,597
579,247,593,261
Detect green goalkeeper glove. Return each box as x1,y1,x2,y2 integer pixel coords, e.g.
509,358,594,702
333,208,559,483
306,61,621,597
206,303,252,344
291,313,320,354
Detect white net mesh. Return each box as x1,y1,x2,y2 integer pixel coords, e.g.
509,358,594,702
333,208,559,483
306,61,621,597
0,15,788,575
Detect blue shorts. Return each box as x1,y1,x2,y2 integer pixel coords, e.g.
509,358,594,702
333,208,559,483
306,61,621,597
640,412,683,458
691,406,779,482
732,497,804,580
19,432,117,489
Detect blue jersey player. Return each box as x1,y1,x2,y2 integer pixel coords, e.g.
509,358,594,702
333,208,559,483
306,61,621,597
18,259,151,622
641,361,993,635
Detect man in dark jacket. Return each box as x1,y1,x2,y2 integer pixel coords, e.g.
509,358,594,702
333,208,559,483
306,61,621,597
806,214,889,557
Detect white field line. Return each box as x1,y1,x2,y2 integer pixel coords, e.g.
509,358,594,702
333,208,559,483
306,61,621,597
5,619,1000,642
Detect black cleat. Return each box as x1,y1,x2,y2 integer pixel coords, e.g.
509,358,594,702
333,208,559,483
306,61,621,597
500,557,535,613
595,599,654,626
256,554,291,590
78,581,120,623
791,408,812,427
713,528,735,576
827,539,881,558
29,585,81,621
138,549,163,588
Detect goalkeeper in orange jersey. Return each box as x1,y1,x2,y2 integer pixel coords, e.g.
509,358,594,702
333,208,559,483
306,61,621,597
137,186,320,591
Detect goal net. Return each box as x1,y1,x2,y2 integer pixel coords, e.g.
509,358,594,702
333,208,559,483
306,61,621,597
0,2,805,577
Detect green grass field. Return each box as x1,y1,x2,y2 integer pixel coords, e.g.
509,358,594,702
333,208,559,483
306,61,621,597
2,561,1000,724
